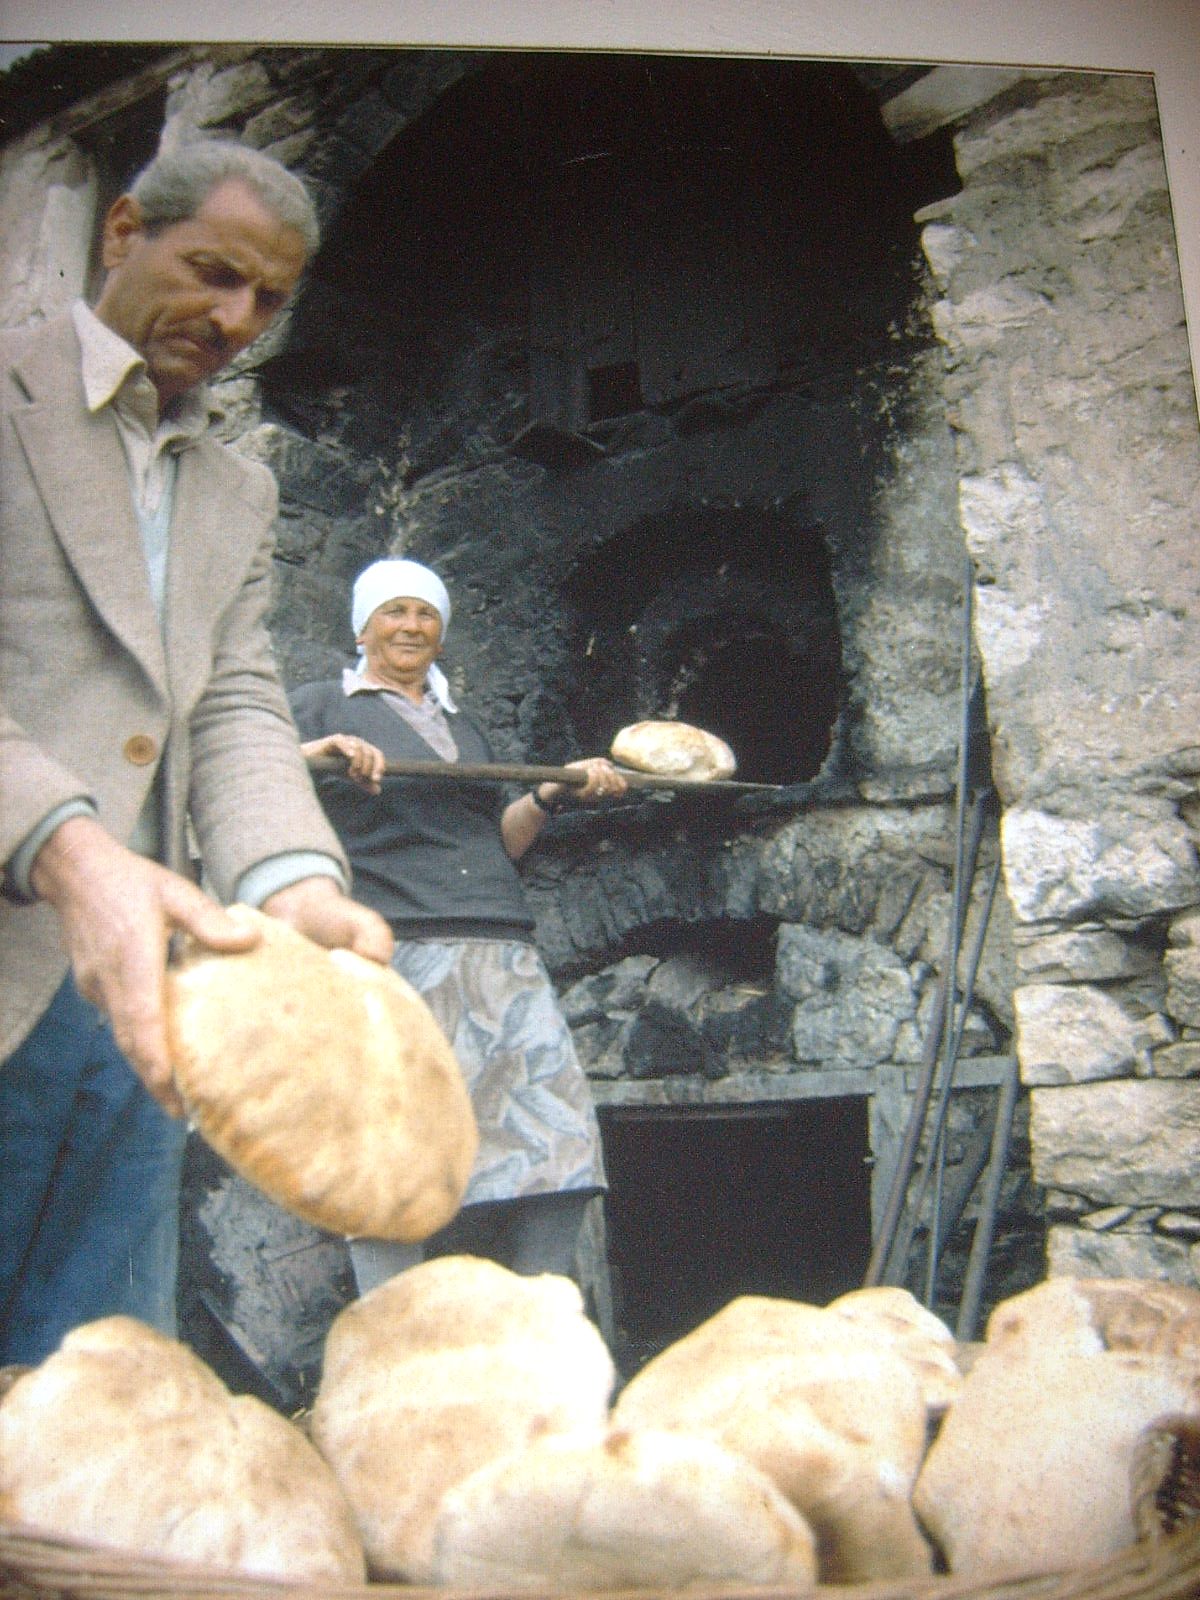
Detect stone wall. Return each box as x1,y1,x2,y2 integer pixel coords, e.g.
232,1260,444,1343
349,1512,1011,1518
910,69,1200,1286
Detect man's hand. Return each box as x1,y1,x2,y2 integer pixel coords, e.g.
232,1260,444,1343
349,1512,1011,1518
260,874,393,965
29,815,261,1116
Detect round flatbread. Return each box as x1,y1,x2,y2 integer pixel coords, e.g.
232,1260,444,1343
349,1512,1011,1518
165,905,477,1241
311,1257,617,1581
432,1425,818,1590
826,1286,963,1417
610,720,736,781
913,1346,1200,1576
0,1317,365,1582
612,1294,935,1582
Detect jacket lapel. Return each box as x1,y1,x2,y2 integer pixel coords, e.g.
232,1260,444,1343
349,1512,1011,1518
10,317,167,690
163,437,268,692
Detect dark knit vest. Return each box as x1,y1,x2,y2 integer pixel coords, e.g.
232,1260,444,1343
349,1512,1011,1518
290,679,535,940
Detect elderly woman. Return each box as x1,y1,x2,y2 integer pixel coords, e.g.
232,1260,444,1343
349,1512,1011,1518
292,558,626,1292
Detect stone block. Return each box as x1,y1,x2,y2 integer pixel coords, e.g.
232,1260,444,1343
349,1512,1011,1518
1165,945,1200,1027
560,957,659,1025
933,280,1052,356
1046,1223,1196,1284
208,376,262,440
953,73,1158,178
257,132,318,169
624,1000,718,1081
1157,1213,1200,1240
1014,926,1160,982
1077,1205,1134,1231
571,1019,627,1080
1001,806,1200,923
883,65,1031,147
646,954,721,1016
177,58,274,129
1014,982,1170,1084
270,507,328,565
758,806,952,934
242,94,315,149
237,423,372,517
777,924,918,1068
957,462,1047,595
1032,1080,1200,1206
332,89,407,161
918,221,972,289
1151,1041,1200,1078
1063,141,1170,244
0,141,97,326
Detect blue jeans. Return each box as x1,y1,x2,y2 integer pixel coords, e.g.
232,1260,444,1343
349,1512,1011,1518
0,975,187,1364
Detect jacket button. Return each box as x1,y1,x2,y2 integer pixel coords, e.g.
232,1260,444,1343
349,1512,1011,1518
123,734,159,766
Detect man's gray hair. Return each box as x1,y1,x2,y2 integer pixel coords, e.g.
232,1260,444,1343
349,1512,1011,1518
128,140,320,256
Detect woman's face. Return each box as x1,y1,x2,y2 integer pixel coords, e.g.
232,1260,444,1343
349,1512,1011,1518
358,595,444,693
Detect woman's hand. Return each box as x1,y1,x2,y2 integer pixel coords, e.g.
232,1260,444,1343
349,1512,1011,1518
531,757,630,814
553,757,629,805
504,757,630,861
301,734,386,794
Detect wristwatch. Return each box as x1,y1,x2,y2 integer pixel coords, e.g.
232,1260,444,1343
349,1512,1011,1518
530,786,565,815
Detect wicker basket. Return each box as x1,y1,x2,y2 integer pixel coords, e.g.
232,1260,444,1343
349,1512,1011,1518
2,1520,1200,1600
3,1412,1199,1600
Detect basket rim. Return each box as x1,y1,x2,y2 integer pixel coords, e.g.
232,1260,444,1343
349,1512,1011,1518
1,1517,1200,1600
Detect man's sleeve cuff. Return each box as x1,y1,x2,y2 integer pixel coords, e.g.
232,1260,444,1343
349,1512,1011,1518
234,852,349,908
5,798,99,904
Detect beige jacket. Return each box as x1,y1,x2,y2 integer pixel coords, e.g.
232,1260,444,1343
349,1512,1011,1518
0,313,347,1059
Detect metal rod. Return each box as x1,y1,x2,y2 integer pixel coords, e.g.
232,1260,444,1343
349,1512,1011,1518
864,790,988,1288
956,1053,1020,1341
864,975,949,1288
308,755,786,796
921,851,1002,1306
924,1128,948,1309
865,553,983,1291
922,560,978,1299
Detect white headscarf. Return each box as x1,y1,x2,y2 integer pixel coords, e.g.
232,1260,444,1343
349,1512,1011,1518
351,558,457,711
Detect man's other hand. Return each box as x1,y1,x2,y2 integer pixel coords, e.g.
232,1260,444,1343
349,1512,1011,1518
260,874,393,965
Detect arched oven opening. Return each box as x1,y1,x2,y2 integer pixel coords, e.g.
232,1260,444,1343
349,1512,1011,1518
564,506,844,786
672,634,829,789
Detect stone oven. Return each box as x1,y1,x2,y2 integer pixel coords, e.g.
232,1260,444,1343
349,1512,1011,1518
3,43,1198,1403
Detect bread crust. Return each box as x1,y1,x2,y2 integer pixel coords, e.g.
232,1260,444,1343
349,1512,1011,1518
311,1257,616,1581
432,1425,819,1590
165,905,477,1240
913,1277,1200,1576
610,721,736,780
612,1293,940,1582
0,1317,366,1582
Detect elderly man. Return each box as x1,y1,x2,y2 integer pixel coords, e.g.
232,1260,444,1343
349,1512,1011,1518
0,140,392,1363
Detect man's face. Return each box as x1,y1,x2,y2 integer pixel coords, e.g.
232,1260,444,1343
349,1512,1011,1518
93,178,308,406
